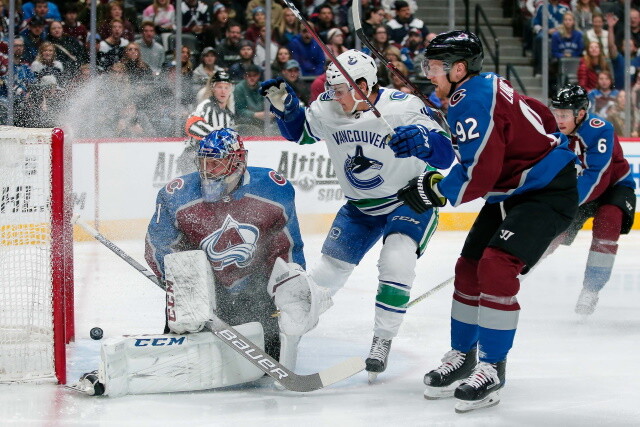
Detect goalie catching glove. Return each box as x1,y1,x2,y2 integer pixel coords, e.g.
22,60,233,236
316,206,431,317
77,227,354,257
397,171,446,214
259,77,300,121
267,258,333,336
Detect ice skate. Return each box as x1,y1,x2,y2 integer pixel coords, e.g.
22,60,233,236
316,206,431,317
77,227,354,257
65,371,105,396
366,336,392,383
423,347,477,399
575,288,599,316
454,360,505,413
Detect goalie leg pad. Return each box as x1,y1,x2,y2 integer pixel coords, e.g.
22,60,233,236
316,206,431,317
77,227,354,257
279,333,301,372
164,250,216,334
99,322,265,397
268,258,333,336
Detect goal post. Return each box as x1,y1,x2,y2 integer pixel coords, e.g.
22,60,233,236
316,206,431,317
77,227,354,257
0,126,74,384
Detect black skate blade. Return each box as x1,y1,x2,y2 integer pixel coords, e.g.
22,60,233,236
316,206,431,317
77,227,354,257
454,392,501,413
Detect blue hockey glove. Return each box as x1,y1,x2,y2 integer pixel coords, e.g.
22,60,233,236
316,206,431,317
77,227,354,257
397,171,446,214
259,77,300,121
388,124,432,159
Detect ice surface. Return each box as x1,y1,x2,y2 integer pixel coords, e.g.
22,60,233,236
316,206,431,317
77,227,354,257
1,231,640,425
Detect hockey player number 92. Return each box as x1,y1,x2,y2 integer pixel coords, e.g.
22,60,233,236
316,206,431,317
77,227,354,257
455,118,480,142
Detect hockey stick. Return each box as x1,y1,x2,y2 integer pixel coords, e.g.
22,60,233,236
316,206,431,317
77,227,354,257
407,276,453,308
280,0,394,134
74,216,365,392
350,0,450,134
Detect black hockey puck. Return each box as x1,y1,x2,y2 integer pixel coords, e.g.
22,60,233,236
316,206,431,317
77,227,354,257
90,327,103,340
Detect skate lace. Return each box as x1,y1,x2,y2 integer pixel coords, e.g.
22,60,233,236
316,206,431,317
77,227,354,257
369,337,391,361
461,362,499,389
433,349,466,375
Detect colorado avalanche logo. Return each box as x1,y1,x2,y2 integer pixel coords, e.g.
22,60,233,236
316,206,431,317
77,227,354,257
200,214,259,271
449,89,467,107
590,118,605,128
344,145,384,190
347,55,357,65
165,178,184,194
269,170,287,185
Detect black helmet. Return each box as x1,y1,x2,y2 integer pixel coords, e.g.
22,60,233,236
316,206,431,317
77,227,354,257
550,84,589,111
424,30,484,73
212,70,231,84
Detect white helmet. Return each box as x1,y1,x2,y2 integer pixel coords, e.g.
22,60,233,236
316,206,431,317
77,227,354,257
326,49,378,89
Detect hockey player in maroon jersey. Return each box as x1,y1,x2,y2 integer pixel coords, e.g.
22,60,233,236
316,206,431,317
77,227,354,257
547,84,636,315
70,128,332,396
391,31,579,412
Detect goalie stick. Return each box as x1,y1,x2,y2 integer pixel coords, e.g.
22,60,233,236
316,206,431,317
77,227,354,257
74,217,365,392
351,0,450,134
274,275,453,318
280,0,395,135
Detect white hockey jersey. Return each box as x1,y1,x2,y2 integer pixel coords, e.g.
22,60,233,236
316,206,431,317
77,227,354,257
299,88,445,215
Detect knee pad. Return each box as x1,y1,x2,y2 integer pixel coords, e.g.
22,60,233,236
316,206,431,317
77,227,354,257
378,233,417,286
309,254,355,296
477,247,525,301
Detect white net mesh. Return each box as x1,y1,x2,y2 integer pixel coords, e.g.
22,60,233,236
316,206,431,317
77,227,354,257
0,128,56,382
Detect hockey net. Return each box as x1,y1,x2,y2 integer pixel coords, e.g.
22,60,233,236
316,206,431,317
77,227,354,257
0,127,73,384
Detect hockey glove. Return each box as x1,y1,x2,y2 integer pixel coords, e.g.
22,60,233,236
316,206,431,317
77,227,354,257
259,77,300,121
397,171,446,214
388,124,431,159
267,258,333,336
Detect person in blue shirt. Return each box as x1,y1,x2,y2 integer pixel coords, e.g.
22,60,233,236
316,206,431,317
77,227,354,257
551,11,584,59
287,26,325,76
532,0,570,75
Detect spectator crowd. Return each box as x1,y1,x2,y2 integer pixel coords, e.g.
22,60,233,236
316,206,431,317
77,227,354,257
0,0,436,137
519,0,640,135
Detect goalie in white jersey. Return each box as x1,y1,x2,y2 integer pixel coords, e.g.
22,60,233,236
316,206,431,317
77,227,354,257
260,49,454,380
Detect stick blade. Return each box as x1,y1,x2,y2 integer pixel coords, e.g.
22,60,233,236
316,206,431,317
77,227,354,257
277,357,365,392
318,357,366,387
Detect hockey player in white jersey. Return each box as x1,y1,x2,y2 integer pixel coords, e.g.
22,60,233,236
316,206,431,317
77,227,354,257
260,49,454,381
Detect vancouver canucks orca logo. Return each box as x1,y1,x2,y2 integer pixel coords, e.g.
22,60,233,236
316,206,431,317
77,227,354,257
347,55,357,65
344,145,384,190
200,214,259,271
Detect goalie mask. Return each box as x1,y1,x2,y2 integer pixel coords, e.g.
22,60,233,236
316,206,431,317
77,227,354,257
325,49,377,113
196,128,247,202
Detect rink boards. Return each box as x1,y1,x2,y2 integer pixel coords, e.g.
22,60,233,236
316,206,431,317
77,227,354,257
69,137,640,240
